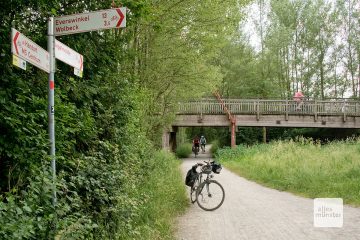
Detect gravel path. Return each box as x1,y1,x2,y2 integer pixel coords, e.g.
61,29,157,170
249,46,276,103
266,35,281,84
175,148,360,240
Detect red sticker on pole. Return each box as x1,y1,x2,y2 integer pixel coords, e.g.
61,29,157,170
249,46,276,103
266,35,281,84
50,81,55,90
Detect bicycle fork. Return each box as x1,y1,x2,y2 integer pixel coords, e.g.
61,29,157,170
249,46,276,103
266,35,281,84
197,181,212,201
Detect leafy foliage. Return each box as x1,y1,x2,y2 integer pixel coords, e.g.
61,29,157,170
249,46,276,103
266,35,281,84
175,143,192,158
220,0,360,99
1,0,244,238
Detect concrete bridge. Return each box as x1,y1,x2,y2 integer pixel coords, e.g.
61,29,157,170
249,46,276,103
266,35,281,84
163,98,360,150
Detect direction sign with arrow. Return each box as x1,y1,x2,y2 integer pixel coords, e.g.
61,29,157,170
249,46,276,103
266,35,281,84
55,39,83,77
11,28,50,73
54,7,126,36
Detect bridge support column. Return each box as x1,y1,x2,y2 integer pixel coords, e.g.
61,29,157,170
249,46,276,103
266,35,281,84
162,131,170,151
231,119,236,148
162,127,178,152
263,127,267,143
169,127,178,152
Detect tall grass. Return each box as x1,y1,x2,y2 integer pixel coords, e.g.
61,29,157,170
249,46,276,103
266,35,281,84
119,151,188,239
175,143,192,158
216,138,360,206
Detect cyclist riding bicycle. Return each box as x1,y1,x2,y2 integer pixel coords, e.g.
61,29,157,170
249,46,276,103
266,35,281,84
193,136,200,153
200,135,207,152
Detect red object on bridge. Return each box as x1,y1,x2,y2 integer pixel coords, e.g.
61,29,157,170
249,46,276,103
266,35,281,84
214,91,236,148
293,91,304,102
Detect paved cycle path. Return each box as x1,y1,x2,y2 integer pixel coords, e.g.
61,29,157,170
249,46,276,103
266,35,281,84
175,148,360,240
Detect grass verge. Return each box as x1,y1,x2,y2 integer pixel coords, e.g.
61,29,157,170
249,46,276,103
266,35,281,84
120,151,188,239
216,138,360,206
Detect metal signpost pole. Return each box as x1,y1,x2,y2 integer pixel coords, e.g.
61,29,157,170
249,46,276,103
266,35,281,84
48,17,57,207
11,7,126,211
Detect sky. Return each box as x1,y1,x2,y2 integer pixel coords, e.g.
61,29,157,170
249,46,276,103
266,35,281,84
240,1,269,52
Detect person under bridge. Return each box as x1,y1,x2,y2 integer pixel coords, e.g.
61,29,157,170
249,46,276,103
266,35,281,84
200,135,207,153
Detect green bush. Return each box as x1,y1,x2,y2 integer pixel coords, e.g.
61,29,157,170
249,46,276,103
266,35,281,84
210,140,220,156
175,143,192,158
0,149,188,240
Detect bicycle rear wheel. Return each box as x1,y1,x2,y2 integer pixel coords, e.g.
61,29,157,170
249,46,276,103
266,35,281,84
194,147,199,157
196,180,225,211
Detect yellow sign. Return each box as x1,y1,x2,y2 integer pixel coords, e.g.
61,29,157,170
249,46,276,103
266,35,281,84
74,68,83,78
12,54,26,70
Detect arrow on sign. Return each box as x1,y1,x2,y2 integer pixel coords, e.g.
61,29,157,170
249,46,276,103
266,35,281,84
54,7,126,36
115,8,125,27
11,28,50,73
13,32,20,55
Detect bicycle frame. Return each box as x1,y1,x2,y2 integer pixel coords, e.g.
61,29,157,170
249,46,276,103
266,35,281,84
192,172,210,195
196,173,211,191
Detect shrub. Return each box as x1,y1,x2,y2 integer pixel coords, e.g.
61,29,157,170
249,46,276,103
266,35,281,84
210,140,220,156
175,143,192,158
0,149,188,240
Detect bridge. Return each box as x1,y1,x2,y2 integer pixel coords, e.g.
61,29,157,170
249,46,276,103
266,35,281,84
162,98,360,150
175,98,360,128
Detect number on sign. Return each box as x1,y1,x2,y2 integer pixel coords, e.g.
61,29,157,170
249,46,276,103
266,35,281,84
102,13,107,18
104,20,110,26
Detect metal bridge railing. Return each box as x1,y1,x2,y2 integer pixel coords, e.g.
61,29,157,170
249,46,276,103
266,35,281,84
177,99,360,116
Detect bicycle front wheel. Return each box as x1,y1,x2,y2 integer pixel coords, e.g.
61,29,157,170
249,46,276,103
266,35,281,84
190,178,200,203
196,180,225,211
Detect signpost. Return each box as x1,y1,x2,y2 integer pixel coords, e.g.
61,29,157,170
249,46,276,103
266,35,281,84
47,7,126,207
11,28,50,73
48,18,56,206
11,7,127,209
54,8,126,36
55,40,83,77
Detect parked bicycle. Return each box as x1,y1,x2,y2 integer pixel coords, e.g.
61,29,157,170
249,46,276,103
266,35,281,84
185,160,225,211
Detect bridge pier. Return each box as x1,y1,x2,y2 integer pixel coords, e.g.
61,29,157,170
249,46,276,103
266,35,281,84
161,131,169,150
263,127,267,143
231,120,236,148
162,127,178,152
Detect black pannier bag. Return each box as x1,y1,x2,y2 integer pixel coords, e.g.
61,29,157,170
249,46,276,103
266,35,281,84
212,162,222,174
185,166,198,187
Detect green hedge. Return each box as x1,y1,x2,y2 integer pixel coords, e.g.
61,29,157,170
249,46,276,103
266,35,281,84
0,150,188,239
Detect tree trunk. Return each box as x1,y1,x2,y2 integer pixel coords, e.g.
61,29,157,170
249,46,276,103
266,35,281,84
319,50,325,100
